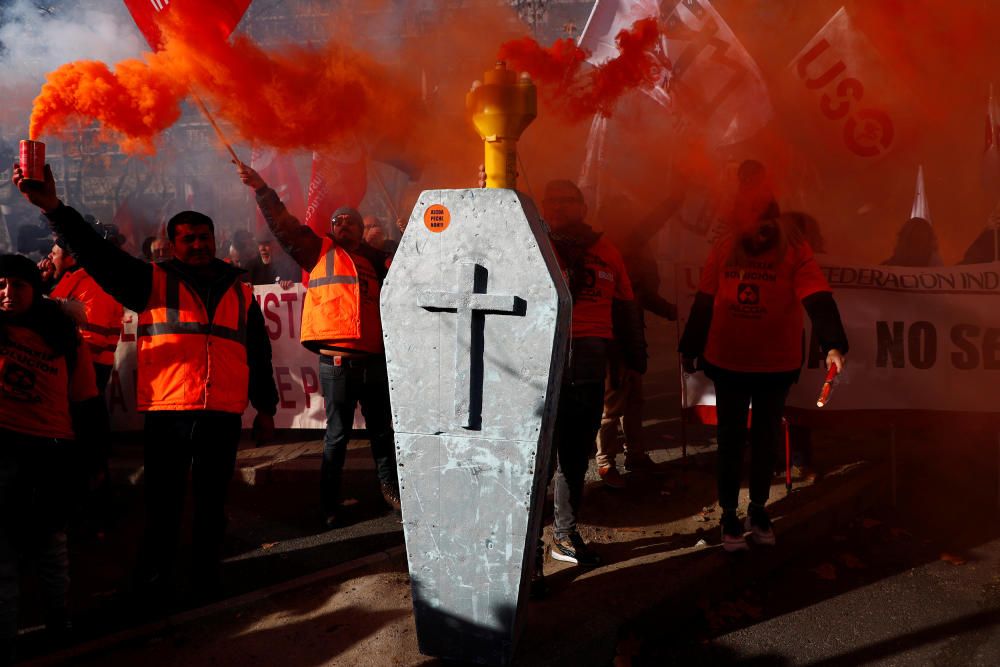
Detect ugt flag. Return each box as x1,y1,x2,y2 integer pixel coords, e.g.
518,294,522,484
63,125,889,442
124,0,251,50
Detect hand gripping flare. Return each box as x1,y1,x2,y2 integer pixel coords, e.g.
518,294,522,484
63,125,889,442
816,364,839,408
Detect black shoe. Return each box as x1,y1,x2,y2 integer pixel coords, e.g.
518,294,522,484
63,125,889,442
381,481,402,511
530,569,548,599
624,452,665,474
44,610,74,648
131,571,175,616
721,510,749,553
191,566,224,606
530,541,548,599
550,533,601,567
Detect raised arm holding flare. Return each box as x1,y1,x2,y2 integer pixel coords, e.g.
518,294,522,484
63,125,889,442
237,160,401,528
12,161,278,606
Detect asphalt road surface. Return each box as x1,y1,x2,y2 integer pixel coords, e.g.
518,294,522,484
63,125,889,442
632,424,1000,666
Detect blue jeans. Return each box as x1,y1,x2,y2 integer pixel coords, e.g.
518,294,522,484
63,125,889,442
318,355,397,514
550,337,609,540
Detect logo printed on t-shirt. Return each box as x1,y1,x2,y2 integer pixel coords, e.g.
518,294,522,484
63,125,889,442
1,361,40,402
737,283,760,305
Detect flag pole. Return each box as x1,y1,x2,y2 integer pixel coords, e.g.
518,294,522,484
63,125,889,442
191,93,241,164
369,163,401,222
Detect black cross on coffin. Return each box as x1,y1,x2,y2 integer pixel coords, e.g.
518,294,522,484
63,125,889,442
418,263,526,430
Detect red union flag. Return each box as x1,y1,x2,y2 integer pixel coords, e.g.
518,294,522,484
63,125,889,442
304,138,368,237
578,0,772,147
787,7,903,161
124,0,251,50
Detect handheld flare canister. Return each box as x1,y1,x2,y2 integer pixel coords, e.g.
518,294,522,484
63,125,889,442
19,140,46,183
467,62,536,190
816,364,840,408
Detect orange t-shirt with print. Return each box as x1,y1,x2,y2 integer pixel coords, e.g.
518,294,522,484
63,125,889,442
560,237,634,339
0,324,96,439
699,239,830,373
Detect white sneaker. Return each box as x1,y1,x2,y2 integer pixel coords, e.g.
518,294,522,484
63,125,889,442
721,512,749,552
745,508,776,546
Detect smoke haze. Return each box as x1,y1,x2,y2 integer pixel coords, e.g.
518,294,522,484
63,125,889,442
3,0,1000,267
0,0,144,133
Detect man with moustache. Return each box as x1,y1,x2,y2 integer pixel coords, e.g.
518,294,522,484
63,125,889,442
12,163,278,606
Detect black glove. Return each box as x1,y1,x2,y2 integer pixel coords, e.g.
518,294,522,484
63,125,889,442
681,356,699,374
666,301,678,322
627,355,648,375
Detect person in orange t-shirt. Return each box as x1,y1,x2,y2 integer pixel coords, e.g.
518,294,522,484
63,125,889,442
680,213,848,553
539,180,646,581
0,254,97,659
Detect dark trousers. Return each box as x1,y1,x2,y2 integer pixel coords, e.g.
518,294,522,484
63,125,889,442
550,337,609,540
94,363,113,395
318,355,397,514
89,362,114,470
710,368,795,511
0,432,72,666
136,411,241,593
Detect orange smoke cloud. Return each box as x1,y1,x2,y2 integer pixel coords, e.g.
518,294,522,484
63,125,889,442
498,18,662,122
29,0,420,155
28,58,185,151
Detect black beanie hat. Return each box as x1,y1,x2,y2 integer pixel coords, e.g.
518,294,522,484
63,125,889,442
330,206,363,230
0,254,43,296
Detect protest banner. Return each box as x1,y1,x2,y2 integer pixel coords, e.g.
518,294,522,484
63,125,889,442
677,261,1000,425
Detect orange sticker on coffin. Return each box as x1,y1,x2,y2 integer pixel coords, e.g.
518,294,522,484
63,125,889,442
423,204,451,233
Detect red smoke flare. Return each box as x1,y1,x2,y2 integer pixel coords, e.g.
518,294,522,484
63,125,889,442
28,58,185,152
28,0,418,155
498,18,662,122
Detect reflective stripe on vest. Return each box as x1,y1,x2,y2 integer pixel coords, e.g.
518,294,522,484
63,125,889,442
300,238,362,346
136,266,251,413
51,268,123,366
79,321,123,337
306,245,360,288
136,274,247,345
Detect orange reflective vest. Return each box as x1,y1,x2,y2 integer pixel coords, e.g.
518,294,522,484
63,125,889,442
50,268,123,366
301,237,362,350
136,265,253,413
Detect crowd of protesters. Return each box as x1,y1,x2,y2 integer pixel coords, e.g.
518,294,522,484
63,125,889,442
24,147,1000,659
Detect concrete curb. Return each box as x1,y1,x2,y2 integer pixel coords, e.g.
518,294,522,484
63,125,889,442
517,462,890,666
23,545,407,667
